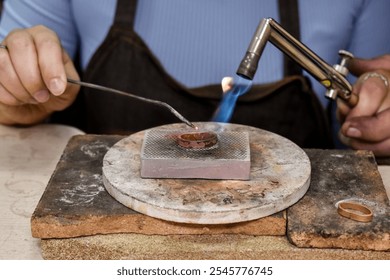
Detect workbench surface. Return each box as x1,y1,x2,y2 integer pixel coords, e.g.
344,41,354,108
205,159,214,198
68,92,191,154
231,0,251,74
1,124,389,260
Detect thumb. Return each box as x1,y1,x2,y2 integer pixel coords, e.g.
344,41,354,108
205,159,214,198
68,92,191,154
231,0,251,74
341,108,390,142
349,55,390,77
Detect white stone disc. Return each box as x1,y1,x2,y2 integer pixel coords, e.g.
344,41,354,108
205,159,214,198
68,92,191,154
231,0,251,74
102,122,311,224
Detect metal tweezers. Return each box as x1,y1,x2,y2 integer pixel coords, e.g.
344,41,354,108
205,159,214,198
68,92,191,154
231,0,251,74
67,78,196,129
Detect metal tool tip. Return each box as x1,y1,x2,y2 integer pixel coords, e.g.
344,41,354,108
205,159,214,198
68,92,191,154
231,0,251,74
189,123,198,130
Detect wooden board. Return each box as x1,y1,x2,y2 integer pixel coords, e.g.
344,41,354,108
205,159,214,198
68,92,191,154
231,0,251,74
287,149,390,251
40,234,390,260
102,122,311,224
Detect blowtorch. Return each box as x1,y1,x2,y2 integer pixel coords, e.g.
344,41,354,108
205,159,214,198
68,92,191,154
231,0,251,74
236,18,357,107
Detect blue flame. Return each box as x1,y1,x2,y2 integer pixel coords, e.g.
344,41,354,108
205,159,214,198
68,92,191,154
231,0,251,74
212,75,252,122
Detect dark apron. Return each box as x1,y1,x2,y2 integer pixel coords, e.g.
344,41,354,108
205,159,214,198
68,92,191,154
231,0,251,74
52,0,332,149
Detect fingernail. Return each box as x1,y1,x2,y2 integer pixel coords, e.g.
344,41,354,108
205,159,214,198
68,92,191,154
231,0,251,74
49,77,65,96
33,90,50,103
346,127,362,138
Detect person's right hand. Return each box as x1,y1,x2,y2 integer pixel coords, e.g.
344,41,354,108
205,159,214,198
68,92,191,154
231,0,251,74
337,55,390,156
0,25,80,125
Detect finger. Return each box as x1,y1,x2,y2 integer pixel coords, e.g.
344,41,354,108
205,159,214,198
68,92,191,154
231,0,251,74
221,76,234,93
336,98,351,122
0,83,23,106
4,28,49,102
62,49,79,82
0,44,38,104
339,133,390,157
346,71,388,120
30,25,67,96
349,55,390,77
37,50,80,112
341,108,390,142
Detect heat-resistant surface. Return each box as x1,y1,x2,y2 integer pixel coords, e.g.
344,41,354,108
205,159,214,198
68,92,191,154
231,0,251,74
102,122,311,224
140,130,250,179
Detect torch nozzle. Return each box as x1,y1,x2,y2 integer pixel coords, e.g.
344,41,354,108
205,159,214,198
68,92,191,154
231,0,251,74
236,52,260,80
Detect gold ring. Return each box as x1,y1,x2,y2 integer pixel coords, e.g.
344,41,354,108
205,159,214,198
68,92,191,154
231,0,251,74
337,201,373,222
361,72,389,88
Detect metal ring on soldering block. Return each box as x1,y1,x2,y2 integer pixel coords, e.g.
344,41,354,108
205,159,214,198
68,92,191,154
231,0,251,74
337,201,373,223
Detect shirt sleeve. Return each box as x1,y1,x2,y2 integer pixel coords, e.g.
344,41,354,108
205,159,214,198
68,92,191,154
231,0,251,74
0,0,79,59
347,0,390,59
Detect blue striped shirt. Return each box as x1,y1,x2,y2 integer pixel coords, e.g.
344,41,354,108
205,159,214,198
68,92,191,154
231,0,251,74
1,0,390,106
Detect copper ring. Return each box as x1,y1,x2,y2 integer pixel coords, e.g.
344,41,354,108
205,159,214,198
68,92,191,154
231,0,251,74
176,131,218,149
337,201,373,223
361,72,389,88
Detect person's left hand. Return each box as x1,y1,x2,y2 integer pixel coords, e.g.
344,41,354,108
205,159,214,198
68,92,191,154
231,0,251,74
337,55,390,156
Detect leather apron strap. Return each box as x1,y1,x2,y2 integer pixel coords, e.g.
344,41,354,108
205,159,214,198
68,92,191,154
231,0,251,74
278,0,302,76
114,0,137,28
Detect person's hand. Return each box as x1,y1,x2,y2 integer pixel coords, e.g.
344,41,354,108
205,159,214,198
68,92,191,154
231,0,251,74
337,55,390,156
0,25,80,125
